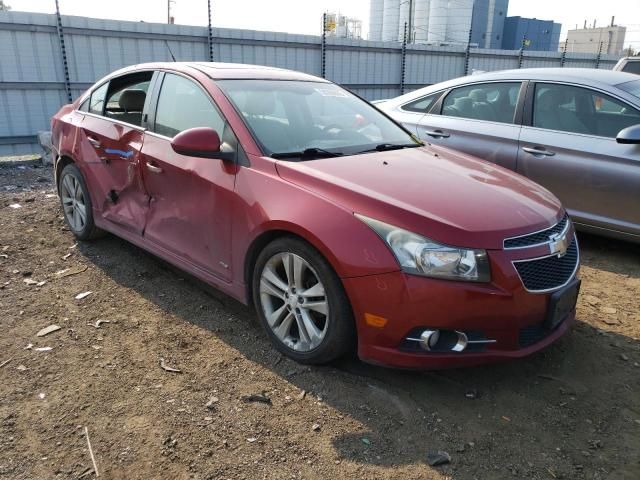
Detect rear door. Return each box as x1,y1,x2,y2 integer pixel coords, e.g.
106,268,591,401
517,82,640,235
140,72,238,281
416,82,524,171
78,71,155,235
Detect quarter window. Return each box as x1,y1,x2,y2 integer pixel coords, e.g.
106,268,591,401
533,83,640,138
153,73,225,138
89,82,108,116
442,82,521,124
401,92,442,114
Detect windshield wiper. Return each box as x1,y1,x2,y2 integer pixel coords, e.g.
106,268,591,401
356,143,422,154
271,147,343,159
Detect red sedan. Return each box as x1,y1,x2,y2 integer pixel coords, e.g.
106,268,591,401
51,62,580,369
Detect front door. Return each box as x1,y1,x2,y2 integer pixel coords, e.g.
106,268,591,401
517,82,640,235
78,72,154,235
417,82,523,171
140,72,238,281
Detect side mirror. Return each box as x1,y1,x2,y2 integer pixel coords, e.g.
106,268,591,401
171,127,234,160
616,124,640,144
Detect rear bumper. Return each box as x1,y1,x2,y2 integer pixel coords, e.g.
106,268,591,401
342,255,577,369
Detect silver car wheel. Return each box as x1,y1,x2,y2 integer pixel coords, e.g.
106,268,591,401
259,252,329,352
60,173,87,232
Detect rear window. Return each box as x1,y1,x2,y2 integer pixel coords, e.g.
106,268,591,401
618,79,640,100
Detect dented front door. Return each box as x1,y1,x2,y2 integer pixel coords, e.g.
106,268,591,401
77,115,149,235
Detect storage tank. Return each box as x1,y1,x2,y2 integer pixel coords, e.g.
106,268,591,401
446,0,474,43
369,0,384,41
427,0,447,43
413,0,431,43
382,0,400,42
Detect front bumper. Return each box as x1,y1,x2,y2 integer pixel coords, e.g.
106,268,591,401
343,241,578,369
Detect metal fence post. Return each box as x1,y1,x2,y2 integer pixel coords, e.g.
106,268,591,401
595,41,603,69
207,0,214,61
464,27,472,75
400,22,407,94
518,36,526,69
321,13,327,79
560,39,567,67
54,0,72,103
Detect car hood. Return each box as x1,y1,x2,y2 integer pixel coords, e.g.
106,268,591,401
275,145,564,250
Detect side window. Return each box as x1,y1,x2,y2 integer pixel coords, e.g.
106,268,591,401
104,72,153,127
533,83,640,137
153,73,226,138
442,82,521,123
401,92,442,114
89,82,108,116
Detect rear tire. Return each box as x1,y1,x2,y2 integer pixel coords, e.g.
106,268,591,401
58,163,104,240
252,236,355,364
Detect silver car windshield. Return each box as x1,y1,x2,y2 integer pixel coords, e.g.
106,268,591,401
618,79,640,100
217,80,418,157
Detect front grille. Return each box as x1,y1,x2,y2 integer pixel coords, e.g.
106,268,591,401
504,215,569,249
513,236,579,292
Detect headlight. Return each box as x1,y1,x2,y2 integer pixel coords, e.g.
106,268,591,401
356,214,491,282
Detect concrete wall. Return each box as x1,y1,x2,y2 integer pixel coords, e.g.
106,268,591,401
0,10,621,155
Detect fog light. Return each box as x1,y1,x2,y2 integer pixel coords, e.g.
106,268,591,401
419,329,440,351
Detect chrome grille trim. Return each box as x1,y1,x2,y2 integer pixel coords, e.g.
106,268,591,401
503,215,570,250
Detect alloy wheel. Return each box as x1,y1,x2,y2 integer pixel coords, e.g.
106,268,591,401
259,252,329,352
60,173,87,233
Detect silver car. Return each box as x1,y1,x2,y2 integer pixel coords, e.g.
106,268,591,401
376,68,640,243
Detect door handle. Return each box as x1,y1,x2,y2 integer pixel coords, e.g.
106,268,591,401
522,146,555,157
87,137,101,148
424,129,450,138
145,162,163,174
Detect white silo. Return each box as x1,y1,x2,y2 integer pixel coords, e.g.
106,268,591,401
446,0,474,43
427,0,447,43
413,0,431,43
398,0,411,41
382,0,400,42
369,0,384,41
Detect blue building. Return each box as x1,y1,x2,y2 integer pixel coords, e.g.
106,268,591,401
502,16,561,51
470,0,510,49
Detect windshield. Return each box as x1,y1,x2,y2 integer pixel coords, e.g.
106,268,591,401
618,79,640,100
217,80,419,158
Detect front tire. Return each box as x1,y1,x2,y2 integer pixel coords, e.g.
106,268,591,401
58,163,103,240
252,237,355,364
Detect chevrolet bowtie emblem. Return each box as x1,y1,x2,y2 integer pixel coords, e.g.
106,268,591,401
549,231,569,257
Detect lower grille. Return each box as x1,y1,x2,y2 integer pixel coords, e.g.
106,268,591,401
513,236,579,292
519,323,547,348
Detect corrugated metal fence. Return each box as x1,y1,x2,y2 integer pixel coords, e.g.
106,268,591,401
0,10,621,155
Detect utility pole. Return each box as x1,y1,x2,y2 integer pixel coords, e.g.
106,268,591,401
167,0,175,24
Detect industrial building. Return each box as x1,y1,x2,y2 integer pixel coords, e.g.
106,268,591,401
325,12,363,39
470,0,509,49
565,22,626,55
501,16,561,51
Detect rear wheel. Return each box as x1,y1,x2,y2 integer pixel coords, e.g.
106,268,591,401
252,237,355,364
58,163,103,240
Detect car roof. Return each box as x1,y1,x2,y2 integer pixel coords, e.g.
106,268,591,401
109,61,328,83
383,67,640,107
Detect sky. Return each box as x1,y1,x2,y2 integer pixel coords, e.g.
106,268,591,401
6,0,640,49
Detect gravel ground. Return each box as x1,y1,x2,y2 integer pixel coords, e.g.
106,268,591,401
0,164,639,480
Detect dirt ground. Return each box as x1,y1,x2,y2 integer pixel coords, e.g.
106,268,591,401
0,163,638,480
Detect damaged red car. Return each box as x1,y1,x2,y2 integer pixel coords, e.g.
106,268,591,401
51,62,580,369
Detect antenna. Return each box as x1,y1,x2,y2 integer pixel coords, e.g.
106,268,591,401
165,40,176,61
